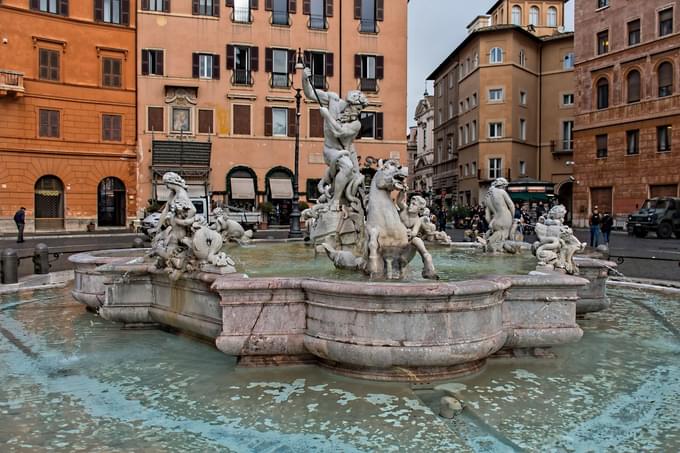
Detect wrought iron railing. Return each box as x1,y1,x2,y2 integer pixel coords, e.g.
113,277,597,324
359,19,378,33
308,14,327,30
271,73,291,88
232,69,252,86
311,74,326,90
271,11,290,26
360,78,378,92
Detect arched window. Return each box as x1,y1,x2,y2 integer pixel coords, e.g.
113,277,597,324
98,177,126,227
35,175,64,230
529,6,540,26
597,78,609,109
512,5,522,25
627,70,641,103
490,47,503,64
547,7,557,27
658,62,674,97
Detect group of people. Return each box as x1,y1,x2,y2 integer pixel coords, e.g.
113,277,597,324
589,205,614,248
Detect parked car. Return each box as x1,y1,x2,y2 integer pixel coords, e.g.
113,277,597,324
627,197,680,239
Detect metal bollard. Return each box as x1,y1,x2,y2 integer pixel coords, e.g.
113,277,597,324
33,243,50,275
132,238,145,249
1,248,19,284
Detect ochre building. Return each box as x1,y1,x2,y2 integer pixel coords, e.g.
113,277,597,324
573,0,680,227
136,0,407,225
0,0,137,232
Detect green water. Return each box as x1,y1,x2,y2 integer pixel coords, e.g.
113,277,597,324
1,285,678,452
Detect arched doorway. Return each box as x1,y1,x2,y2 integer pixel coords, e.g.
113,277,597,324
35,175,65,230
558,181,574,226
226,166,258,211
98,177,126,227
265,167,294,226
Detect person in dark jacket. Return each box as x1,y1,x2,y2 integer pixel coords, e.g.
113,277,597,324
13,207,26,243
601,212,614,245
589,206,602,247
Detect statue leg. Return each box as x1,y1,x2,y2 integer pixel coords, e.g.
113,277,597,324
366,226,382,278
330,157,354,206
411,237,438,280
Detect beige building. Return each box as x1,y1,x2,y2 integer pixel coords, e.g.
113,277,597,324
409,93,434,197
136,0,407,225
428,0,575,211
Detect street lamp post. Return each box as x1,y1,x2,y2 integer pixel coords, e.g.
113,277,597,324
288,50,305,238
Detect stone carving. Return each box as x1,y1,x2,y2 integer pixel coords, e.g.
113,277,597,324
397,194,451,245
150,172,235,279
479,178,522,254
211,207,253,245
533,205,586,275
301,68,437,279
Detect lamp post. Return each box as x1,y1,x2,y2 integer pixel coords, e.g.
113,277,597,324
288,49,305,238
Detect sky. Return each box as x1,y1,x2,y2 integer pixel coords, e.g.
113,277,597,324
407,0,575,128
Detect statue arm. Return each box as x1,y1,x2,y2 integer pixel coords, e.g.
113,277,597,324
396,191,407,210
302,69,333,106
319,107,360,139
503,193,515,217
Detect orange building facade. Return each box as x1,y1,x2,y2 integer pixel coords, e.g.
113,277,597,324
136,0,407,225
0,0,137,233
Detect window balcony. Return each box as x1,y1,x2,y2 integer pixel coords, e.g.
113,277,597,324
478,168,508,182
360,78,378,92
0,70,24,97
270,73,291,89
232,69,253,86
271,11,290,26
308,14,328,30
359,19,378,33
551,139,574,155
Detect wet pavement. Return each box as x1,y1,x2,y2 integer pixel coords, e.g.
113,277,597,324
0,285,678,452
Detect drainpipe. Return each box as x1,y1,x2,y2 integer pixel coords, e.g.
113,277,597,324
538,43,543,181
339,0,343,95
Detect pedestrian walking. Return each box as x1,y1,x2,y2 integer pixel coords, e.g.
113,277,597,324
13,207,26,243
589,206,602,247
601,212,613,245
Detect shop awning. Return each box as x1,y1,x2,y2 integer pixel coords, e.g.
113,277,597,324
269,178,293,199
231,178,256,200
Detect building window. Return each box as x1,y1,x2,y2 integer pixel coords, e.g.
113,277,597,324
33,0,68,15
658,62,674,97
464,164,469,177
520,91,527,105
596,78,609,109
489,88,504,102
271,107,289,136
658,125,672,152
597,30,609,54
597,0,609,8
305,51,332,90
141,49,164,76
447,135,454,155
519,118,527,141
448,73,454,88
464,124,469,144
38,48,60,81
490,47,503,64
563,52,575,69
232,104,251,135
489,122,503,139
547,6,557,27
356,54,383,92
489,158,502,179
306,0,329,30
267,48,292,88
472,93,478,107
627,70,641,103
659,8,673,37
519,161,527,176
471,161,477,175
511,5,522,25
360,112,383,139
596,134,608,158
228,45,257,86
529,6,539,26
449,103,454,118
357,0,383,33
102,57,122,87
102,114,122,141
465,98,470,110
519,49,526,67
628,19,641,46
96,0,130,25
562,121,574,150
143,0,169,12
199,54,215,79
270,0,290,26
39,109,60,138
459,102,464,114
471,120,477,141
231,0,252,23
563,93,574,105
193,0,219,17
626,129,640,155
171,107,191,133
198,109,214,134
147,106,164,132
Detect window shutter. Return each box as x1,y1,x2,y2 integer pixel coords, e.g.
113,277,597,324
326,0,333,17
94,0,103,21
303,0,310,15
265,48,273,73
199,110,213,134
103,115,110,141
114,115,122,141
309,108,323,137
303,51,311,68
192,53,199,78
288,49,297,74
121,0,130,24
164,0,170,13
226,0,233,6
289,0,296,14
251,46,259,72
376,55,384,79
264,107,273,136
250,0,258,9
376,0,383,21
59,0,69,16
233,104,251,135
354,0,361,19
30,0,39,9
265,0,272,10
376,112,384,140
354,55,361,79
192,0,199,15
142,0,149,9
325,52,334,77
212,1,219,16
213,55,220,79
226,45,234,70
627,71,640,102
148,107,164,132
156,50,164,75
142,50,149,75
288,108,296,137
659,62,673,88
39,110,48,137
51,111,60,137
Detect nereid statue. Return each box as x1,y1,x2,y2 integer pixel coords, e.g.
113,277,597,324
150,172,235,280
479,178,521,253
533,205,585,275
